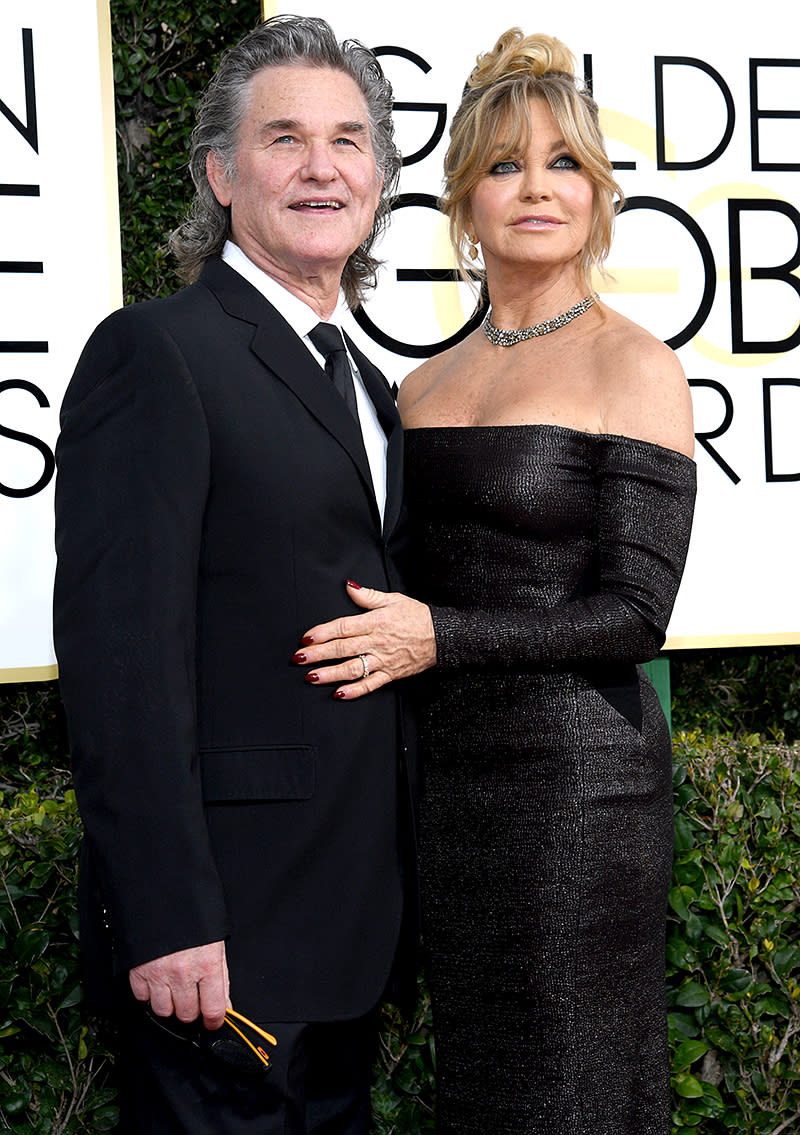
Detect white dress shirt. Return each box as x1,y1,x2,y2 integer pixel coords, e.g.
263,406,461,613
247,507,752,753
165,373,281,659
221,241,388,523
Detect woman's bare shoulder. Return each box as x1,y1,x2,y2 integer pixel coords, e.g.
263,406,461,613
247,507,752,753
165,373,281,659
594,307,695,457
396,359,438,418
397,336,472,419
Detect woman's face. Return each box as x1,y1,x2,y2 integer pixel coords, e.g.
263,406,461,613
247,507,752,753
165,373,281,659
467,98,594,280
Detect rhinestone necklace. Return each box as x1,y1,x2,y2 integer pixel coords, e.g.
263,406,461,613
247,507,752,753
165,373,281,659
482,292,597,347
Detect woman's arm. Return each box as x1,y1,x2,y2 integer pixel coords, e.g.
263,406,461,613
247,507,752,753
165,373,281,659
294,438,695,698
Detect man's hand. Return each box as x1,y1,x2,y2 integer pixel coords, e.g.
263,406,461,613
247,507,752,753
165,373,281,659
129,940,229,1030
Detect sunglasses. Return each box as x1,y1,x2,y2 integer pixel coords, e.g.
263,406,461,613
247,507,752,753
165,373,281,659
145,1006,277,1075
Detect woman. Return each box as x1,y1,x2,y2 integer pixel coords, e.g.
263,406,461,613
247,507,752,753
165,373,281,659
296,28,696,1134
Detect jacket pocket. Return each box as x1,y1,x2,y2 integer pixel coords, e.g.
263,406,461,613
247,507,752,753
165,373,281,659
199,745,316,802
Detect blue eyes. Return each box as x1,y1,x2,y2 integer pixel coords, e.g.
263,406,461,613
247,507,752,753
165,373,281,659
489,154,581,175
273,135,358,147
491,160,520,175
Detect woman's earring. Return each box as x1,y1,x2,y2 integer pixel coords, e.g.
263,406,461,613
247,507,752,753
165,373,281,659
467,234,479,261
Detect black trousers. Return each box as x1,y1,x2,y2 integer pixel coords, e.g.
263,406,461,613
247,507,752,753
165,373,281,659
116,1003,379,1135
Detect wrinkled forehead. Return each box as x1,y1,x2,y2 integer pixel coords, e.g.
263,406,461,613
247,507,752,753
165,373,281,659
240,62,370,126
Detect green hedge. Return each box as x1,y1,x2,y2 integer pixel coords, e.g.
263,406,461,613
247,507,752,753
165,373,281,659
2,683,798,1132
112,0,262,304
0,783,116,1131
0,687,116,1131
672,650,800,742
667,733,800,1133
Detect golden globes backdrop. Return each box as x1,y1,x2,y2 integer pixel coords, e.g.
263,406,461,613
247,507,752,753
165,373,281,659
271,0,800,649
0,0,121,682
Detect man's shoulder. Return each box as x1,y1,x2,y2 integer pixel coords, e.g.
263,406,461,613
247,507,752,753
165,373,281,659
82,262,258,367
103,272,219,334
66,267,235,405
117,257,291,339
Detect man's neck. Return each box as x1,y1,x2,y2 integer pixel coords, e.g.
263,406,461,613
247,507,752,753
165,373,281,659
222,242,350,339
230,240,344,321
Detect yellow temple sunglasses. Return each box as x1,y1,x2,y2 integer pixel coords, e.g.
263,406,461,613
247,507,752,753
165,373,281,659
145,1005,278,1075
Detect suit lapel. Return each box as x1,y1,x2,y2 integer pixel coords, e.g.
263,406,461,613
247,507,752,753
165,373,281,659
200,260,379,518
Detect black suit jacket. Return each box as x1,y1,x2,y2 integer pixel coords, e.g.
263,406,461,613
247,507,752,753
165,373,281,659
54,258,412,1021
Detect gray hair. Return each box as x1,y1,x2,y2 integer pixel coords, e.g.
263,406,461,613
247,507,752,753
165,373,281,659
169,14,400,308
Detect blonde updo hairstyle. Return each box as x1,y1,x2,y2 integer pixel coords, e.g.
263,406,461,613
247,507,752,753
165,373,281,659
442,29,623,288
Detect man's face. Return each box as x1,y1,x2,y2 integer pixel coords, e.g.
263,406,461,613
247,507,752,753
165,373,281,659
207,64,383,290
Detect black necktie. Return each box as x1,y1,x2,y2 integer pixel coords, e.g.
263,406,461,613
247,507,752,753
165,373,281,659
308,323,359,420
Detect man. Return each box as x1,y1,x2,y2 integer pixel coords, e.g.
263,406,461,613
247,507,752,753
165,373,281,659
54,16,414,1134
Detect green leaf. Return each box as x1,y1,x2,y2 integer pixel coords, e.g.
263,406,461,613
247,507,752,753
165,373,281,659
704,923,729,948
773,945,800,976
669,885,696,920
672,1072,705,1098
14,926,50,964
92,1107,121,1132
673,1039,709,1070
751,994,790,1018
685,912,704,943
58,983,82,1010
675,981,710,1008
674,814,696,852
2,1092,29,1115
666,938,697,969
668,1012,700,1038
703,1025,740,1054
683,1082,726,1118
719,968,752,995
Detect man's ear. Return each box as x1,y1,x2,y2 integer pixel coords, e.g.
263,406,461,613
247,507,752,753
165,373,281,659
206,150,233,207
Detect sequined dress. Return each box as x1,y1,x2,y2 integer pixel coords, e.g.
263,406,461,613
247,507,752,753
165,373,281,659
404,424,696,1135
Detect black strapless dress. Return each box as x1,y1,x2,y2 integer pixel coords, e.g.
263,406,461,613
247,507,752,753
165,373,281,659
404,425,696,1135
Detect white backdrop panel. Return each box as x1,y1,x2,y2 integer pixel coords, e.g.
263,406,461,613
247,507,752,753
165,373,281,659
0,0,121,680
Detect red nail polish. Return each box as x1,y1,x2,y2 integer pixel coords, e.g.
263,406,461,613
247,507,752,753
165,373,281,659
334,689,347,699
301,635,314,646
292,652,307,664
346,579,362,590
305,672,320,684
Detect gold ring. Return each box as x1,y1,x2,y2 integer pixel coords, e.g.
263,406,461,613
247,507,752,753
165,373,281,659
359,653,370,679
